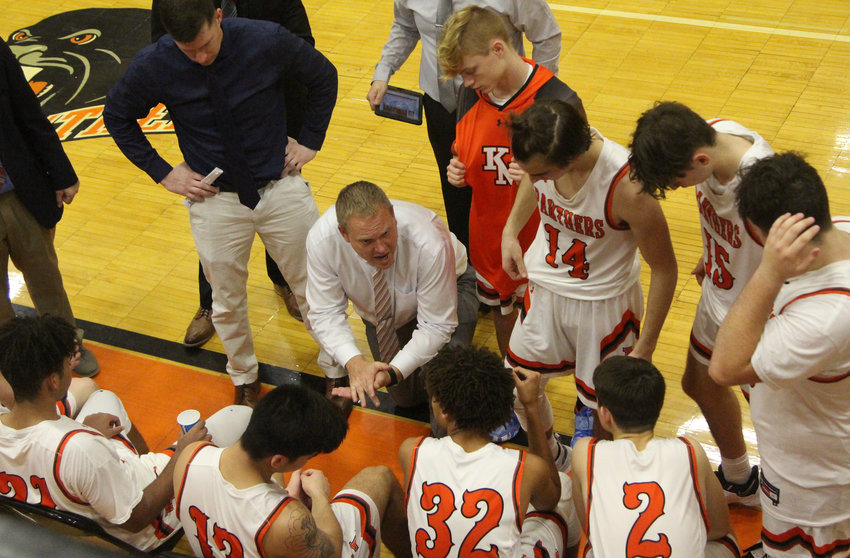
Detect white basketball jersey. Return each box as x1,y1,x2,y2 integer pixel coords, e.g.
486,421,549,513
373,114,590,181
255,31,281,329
585,437,710,558
750,221,850,527
524,131,641,300
0,412,176,551
696,120,774,324
406,436,526,557
175,443,297,558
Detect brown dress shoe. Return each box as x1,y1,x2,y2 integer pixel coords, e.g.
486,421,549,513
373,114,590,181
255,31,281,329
273,283,303,322
184,307,215,347
234,379,262,407
325,376,354,419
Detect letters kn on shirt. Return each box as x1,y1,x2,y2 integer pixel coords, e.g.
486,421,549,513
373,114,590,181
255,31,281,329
372,268,399,361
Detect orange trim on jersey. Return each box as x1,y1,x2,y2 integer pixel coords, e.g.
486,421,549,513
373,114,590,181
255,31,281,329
689,329,713,361
113,434,138,455
505,349,574,374
707,119,728,126
255,496,296,558
585,438,599,541
56,397,71,417
53,429,101,505
743,219,764,246
174,442,214,520
403,436,428,510
525,509,569,551
599,309,641,360
778,287,850,315
512,450,526,529
763,526,850,557
679,437,711,532
603,162,632,231
574,377,597,403
809,369,850,383
717,534,741,557
332,493,378,557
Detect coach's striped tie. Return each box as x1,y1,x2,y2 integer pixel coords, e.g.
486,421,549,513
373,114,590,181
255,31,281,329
372,268,399,362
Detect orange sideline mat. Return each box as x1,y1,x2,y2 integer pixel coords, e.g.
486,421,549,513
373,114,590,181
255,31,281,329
84,342,762,551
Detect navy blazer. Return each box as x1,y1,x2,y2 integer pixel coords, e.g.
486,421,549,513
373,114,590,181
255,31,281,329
0,39,77,229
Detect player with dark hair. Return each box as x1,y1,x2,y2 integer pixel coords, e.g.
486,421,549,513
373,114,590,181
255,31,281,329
734,152,832,232
628,101,775,506
573,356,739,557
174,384,412,558
400,345,580,557
150,0,315,346
710,152,850,557
0,315,249,551
438,6,585,359
502,99,677,465
105,0,337,406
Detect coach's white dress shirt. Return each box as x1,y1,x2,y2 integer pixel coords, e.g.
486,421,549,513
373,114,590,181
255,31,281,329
306,200,467,379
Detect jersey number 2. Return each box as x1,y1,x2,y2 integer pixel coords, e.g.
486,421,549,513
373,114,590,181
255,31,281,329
623,481,671,558
415,482,504,557
543,224,589,279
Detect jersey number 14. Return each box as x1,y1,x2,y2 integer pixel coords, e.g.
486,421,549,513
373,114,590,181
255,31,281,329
544,224,589,279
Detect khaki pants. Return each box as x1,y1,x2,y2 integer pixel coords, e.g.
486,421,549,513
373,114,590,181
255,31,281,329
0,191,73,325
188,175,319,386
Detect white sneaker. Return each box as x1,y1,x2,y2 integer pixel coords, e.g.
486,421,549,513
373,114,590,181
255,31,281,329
553,440,572,473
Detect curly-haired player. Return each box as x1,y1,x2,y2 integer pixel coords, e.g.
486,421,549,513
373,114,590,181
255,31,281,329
399,345,580,557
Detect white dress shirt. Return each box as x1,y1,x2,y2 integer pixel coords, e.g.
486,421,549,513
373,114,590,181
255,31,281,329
372,0,562,102
306,200,468,378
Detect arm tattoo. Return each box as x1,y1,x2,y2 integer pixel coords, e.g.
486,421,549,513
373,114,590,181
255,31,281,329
282,505,335,558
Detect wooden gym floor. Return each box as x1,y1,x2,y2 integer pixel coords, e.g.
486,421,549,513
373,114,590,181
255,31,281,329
4,0,850,471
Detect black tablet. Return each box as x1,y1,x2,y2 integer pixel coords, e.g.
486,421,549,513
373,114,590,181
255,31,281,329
375,85,424,125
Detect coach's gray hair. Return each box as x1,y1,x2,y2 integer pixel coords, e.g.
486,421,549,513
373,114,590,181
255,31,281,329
335,181,393,231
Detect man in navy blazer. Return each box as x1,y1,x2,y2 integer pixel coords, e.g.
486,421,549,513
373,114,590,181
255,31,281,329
0,38,98,376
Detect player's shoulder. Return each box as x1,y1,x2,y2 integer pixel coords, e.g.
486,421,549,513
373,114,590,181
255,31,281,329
174,441,212,475
258,496,315,558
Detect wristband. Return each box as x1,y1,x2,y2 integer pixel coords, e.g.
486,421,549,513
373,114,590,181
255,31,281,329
386,367,400,386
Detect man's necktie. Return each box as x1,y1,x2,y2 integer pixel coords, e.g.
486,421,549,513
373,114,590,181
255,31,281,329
205,70,260,209
372,268,399,362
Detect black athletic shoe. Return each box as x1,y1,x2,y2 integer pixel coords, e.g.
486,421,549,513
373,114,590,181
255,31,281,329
715,464,760,508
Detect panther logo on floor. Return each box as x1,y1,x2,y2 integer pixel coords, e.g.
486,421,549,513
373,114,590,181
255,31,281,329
6,8,173,141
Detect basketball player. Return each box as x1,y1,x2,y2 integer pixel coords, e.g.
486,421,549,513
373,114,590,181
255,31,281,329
174,384,412,558
400,345,581,558
501,99,677,465
710,152,850,558
0,314,251,552
438,6,586,357
628,101,775,506
572,356,739,557
1,373,98,419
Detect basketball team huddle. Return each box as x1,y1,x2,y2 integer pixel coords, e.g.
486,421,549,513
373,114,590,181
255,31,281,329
0,0,849,557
